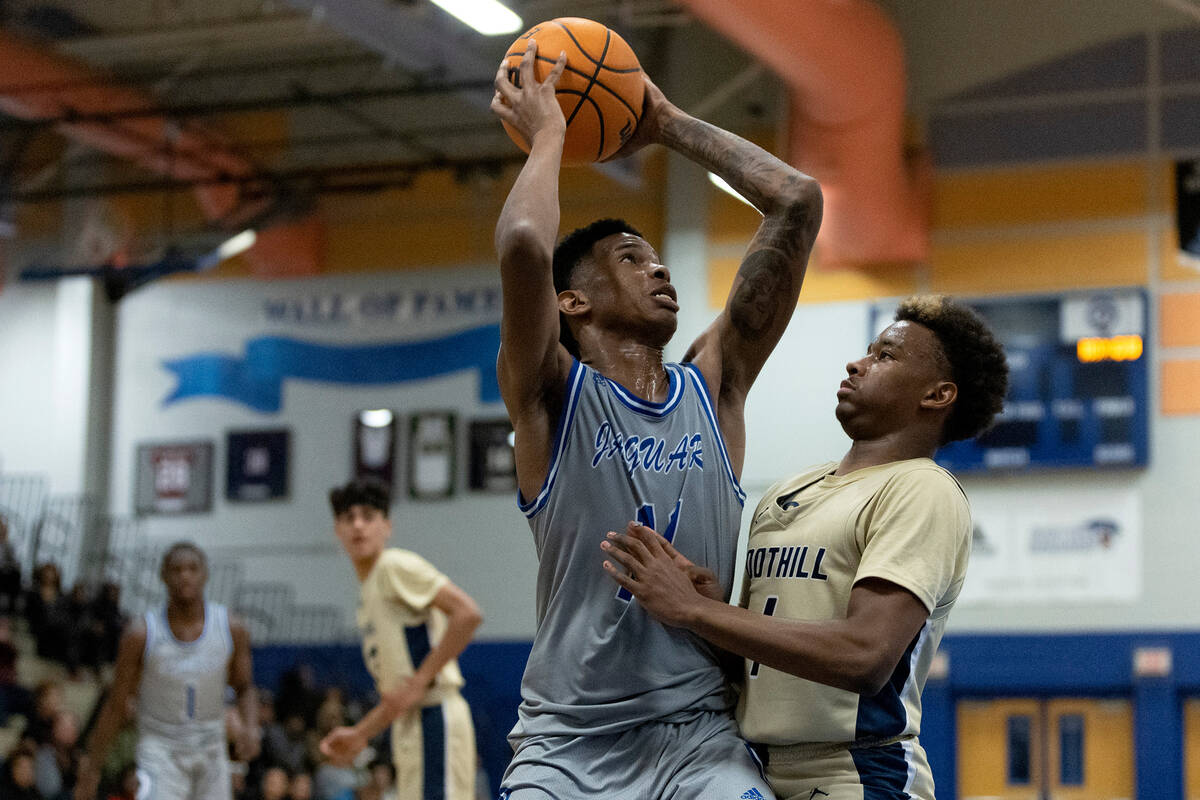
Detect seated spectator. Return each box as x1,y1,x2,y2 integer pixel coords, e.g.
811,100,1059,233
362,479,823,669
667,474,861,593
54,583,98,679
23,681,64,746
0,616,34,724
275,664,320,729
264,711,309,777
288,771,314,800
0,517,21,615
330,761,394,800
33,709,80,799
88,583,125,666
24,563,62,657
260,766,290,800
2,747,45,800
311,698,357,800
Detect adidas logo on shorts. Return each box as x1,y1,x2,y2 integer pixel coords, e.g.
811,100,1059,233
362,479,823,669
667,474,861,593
740,790,766,800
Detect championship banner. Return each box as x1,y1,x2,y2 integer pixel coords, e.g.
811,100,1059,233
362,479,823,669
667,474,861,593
161,324,501,412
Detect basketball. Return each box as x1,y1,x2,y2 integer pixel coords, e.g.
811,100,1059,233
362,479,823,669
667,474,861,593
501,17,644,164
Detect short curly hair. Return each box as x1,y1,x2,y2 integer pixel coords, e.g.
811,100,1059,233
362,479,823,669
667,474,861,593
551,218,644,358
894,295,1009,444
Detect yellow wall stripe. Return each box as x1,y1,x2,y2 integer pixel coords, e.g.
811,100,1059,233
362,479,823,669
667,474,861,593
934,161,1153,229
930,229,1148,295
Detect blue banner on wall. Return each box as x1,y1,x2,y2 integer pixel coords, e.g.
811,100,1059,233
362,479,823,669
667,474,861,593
162,324,502,412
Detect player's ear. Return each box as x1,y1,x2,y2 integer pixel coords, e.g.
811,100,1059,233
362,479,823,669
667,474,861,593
558,288,590,318
921,380,957,411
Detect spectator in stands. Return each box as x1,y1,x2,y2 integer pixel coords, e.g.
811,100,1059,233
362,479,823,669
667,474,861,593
55,583,98,679
87,583,125,666
24,563,62,659
23,680,64,746
0,615,34,724
33,709,80,799
288,771,314,800
3,747,46,799
0,516,21,615
263,711,308,777
260,766,290,800
310,701,357,800
275,664,321,729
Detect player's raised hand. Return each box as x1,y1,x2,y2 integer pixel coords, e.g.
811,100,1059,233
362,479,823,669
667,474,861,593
491,39,568,146
602,72,677,162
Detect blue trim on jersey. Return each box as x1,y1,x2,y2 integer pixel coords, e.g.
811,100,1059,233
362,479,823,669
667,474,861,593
517,358,586,518
405,623,433,675
602,362,685,417
159,602,212,648
856,630,919,739
421,704,447,798
681,363,747,505
851,741,913,799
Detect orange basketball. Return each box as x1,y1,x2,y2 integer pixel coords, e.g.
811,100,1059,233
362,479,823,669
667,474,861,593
502,17,644,164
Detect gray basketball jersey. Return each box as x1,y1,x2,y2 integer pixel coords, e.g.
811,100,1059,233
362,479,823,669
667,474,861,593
138,602,232,749
512,359,746,739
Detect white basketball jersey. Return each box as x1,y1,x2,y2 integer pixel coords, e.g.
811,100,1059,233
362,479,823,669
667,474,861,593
137,602,233,749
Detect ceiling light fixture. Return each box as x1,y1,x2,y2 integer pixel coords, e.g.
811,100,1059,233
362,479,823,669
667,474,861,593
708,172,757,211
428,0,522,35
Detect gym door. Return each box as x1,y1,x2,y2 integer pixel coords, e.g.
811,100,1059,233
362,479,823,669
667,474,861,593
1187,697,1200,800
957,697,1133,800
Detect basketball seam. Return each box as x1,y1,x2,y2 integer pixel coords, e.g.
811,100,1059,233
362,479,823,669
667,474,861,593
512,55,642,121
559,23,610,134
504,50,639,75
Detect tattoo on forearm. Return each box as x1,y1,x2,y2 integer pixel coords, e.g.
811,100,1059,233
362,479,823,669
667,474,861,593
730,249,793,339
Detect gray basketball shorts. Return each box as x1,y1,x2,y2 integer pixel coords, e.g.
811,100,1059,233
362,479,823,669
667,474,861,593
499,710,775,800
136,734,231,800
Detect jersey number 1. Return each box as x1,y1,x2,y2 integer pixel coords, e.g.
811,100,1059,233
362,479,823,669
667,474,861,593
617,500,683,602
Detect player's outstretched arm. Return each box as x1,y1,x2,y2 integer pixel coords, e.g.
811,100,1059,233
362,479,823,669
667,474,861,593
75,622,147,800
320,581,482,764
228,616,261,762
491,40,575,498
603,525,926,695
634,76,821,467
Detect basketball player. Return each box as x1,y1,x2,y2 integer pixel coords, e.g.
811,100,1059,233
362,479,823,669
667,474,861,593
603,296,1009,800
319,478,482,800
75,542,259,800
490,39,822,799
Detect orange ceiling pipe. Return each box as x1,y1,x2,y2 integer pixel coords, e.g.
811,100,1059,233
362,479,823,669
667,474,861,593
677,0,929,265
0,31,322,277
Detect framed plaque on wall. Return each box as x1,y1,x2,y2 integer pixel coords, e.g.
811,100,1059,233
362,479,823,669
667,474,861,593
135,440,214,514
226,429,290,502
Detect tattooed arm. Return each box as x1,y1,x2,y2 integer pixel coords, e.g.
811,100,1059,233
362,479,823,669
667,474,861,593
633,78,822,475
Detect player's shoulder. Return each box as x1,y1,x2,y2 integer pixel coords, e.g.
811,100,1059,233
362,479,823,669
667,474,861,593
376,547,437,574
883,458,963,486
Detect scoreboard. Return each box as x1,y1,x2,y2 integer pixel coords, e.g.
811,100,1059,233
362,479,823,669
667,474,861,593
872,289,1149,473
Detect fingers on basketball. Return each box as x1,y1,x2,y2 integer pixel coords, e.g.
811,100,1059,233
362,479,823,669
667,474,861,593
501,17,645,163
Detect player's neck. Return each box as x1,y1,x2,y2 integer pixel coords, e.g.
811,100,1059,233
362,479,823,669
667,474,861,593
836,433,936,476
166,595,205,621
353,550,384,581
581,339,670,403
